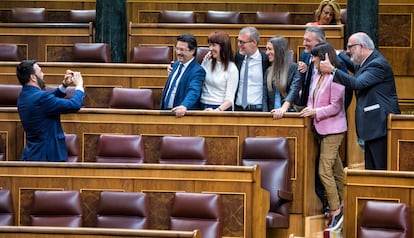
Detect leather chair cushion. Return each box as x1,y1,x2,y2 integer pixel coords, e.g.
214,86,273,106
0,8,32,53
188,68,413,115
95,134,145,163
72,43,111,63
130,46,172,64
65,134,79,162
0,44,19,61
205,10,243,24
69,10,96,23
159,136,208,164
255,11,292,24
159,10,196,23
0,189,13,226
109,88,154,109
196,47,209,64
11,8,46,22
0,84,22,106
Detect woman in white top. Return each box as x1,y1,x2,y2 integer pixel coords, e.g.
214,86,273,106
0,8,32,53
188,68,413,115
200,31,239,111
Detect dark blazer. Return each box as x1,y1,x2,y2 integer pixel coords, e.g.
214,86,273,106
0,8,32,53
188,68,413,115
262,63,301,112
160,58,206,109
234,50,270,111
335,49,400,141
17,85,85,161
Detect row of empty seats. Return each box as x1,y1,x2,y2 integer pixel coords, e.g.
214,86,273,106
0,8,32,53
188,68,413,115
0,189,221,238
8,8,95,23
0,42,206,63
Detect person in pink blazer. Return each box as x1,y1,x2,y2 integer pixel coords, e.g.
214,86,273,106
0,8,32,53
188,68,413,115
300,42,347,232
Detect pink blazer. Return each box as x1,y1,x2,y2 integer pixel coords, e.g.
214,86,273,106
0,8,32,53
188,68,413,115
307,72,347,135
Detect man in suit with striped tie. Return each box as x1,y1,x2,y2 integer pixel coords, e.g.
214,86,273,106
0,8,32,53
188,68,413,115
160,34,206,118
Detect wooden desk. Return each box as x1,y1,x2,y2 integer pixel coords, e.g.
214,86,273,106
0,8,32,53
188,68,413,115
128,23,345,63
343,168,414,238
0,161,267,238
0,108,319,237
0,226,201,238
387,114,414,171
0,23,93,62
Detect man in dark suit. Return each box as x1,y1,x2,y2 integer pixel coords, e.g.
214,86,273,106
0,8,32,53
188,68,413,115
160,34,206,117
234,26,270,111
320,32,400,170
16,60,85,162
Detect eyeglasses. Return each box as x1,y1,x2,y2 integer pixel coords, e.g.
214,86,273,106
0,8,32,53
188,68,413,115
346,44,360,50
174,47,190,52
237,39,253,45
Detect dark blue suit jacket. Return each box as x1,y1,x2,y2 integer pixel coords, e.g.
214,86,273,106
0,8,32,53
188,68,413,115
160,58,206,109
336,50,400,141
17,85,85,161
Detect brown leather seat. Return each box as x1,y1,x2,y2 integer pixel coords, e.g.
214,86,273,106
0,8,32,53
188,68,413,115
170,192,221,238
241,137,293,228
196,47,210,64
359,201,412,238
109,87,154,109
130,46,172,64
0,44,19,61
255,11,292,24
0,84,22,106
159,10,196,23
97,191,149,229
11,8,47,22
69,9,96,23
72,43,111,63
341,8,347,24
205,10,243,24
30,190,83,227
159,136,208,165
65,134,80,162
95,134,145,163
0,189,13,226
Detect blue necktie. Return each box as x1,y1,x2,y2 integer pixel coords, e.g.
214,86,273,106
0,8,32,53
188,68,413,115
241,57,251,108
274,90,281,108
164,63,183,108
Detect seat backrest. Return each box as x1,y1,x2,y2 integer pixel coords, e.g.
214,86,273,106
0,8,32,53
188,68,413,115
109,87,154,109
130,46,173,64
0,44,19,61
196,47,210,64
159,10,196,23
359,201,412,238
0,189,13,226
170,192,221,238
11,8,47,23
340,8,347,24
255,11,292,24
65,134,79,162
205,10,243,24
95,134,145,163
97,191,149,229
72,43,111,63
69,9,96,23
241,137,292,228
159,136,208,165
0,84,22,107
30,190,83,227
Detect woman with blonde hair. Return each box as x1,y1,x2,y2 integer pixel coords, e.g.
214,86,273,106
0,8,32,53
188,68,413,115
307,0,342,25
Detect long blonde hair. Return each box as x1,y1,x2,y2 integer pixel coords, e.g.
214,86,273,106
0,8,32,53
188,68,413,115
267,36,290,97
314,0,342,25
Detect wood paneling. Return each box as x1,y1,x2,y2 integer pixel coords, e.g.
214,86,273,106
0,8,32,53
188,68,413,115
0,162,268,238
387,114,414,171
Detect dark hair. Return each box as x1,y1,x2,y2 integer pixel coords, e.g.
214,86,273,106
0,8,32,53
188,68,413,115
16,60,37,85
177,34,198,57
207,31,234,71
310,42,340,68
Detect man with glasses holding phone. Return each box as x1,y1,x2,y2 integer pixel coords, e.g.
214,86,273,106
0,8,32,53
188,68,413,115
234,26,269,111
160,33,206,117
319,32,400,170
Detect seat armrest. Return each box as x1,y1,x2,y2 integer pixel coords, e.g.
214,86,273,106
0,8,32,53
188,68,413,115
278,189,293,201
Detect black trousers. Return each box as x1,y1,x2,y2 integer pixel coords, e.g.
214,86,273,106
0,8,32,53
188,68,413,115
364,136,387,170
